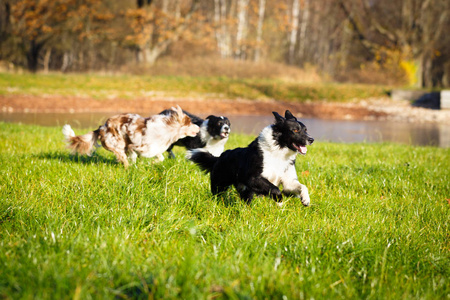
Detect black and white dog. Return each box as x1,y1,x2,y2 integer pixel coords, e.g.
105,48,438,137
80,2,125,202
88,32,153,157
160,109,231,158
188,110,313,206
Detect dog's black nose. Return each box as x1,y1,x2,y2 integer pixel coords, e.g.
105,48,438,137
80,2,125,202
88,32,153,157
308,137,314,144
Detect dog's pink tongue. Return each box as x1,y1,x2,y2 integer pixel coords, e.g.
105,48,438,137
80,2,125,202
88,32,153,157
293,143,307,154
299,146,307,154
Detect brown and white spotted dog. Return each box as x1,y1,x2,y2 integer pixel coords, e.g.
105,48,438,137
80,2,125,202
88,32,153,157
62,105,199,167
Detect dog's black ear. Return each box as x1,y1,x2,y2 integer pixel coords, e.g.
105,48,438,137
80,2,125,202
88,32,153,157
206,115,214,120
285,110,297,120
272,111,285,123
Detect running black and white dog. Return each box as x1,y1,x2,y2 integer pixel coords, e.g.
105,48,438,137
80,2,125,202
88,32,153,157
160,109,231,158
187,110,313,206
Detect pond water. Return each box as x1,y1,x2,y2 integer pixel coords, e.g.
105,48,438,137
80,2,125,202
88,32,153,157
1,112,449,148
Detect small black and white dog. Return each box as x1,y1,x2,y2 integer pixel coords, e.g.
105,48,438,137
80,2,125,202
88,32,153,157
160,109,231,158
188,110,313,206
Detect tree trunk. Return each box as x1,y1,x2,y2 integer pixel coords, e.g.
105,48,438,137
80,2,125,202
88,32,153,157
135,0,154,64
135,0,199,66
415,55,424,88
214,0,223,57
288,0,300,64
423,55,433,88
175,0,181,20
235,0,249,59
254,0,266,62
43,48,51,73
162,0,169,13
298,0,309,63
137,0,153,8
26,40,42,73
61,52,71,72
214,0,232,58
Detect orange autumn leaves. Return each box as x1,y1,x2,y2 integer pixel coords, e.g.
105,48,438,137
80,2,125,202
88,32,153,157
11,0,116,43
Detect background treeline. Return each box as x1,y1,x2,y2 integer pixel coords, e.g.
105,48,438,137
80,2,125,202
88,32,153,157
0,0,449,88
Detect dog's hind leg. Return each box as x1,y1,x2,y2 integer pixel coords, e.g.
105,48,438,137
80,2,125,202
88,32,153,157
102,140,129,167
247,177,283,204
126,145,138,164
112,149,129,168
211,183,230,196
236,184,255,204
166,144,176,159
128,150,138,164
210,176,231,197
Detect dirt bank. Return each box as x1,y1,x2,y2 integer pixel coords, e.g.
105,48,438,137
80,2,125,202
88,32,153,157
1,95,449,124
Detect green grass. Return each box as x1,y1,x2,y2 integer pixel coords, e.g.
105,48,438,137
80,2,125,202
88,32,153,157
0,72,388,102
0,122,449,299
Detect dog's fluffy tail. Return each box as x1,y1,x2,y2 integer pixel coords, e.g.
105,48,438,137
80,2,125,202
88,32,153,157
186,149,218,173
62,124,100,156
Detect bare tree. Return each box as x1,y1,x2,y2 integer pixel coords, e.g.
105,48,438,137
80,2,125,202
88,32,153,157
128,0,200,65
339,0,450,87
214,0,232,58
288,0,299,64
298,0,309,62
254,0,266,62
235,0,250,59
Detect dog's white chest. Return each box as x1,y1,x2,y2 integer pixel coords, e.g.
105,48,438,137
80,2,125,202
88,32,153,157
261,151,296,186
258,126,298,186
204,138,227,157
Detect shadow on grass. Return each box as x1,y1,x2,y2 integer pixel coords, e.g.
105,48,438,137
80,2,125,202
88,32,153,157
211,190,246,208
0,202,15,225
115,275,156,299
212,190,311,209
35,151,119,166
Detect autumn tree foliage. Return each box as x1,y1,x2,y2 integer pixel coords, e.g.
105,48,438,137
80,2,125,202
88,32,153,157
124,0,200,64
1,0,449,87
8,0,116,72
338,0,450,88
10,0,75,71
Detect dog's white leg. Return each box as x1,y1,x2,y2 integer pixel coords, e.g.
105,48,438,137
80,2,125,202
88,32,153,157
299,184,310,206
112,151,129,168
281,165,310,206
283,181,310,206
128,151,138,164
154,153,165,163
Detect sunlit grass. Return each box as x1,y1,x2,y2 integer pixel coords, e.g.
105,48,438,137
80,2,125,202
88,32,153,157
0,122,449,299
0,73,388,102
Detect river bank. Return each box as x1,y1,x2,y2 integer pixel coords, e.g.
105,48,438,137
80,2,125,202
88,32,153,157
1,95,449,124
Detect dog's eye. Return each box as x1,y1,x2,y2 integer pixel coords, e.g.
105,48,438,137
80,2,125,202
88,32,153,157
293,129,299,133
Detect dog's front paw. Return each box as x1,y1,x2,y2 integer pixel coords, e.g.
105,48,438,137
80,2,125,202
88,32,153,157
153,154,165,163
300,187,310,206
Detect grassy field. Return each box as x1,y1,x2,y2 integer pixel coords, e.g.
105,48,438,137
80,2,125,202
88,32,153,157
0,72,388,102
0,122,449,299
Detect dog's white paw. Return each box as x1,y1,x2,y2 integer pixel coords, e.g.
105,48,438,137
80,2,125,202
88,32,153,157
276,201,284,208
300,187,310,206
128,151,138,164
154,154,165,163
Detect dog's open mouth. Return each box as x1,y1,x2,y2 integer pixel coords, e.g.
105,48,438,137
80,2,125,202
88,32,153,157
293,143,307,155
220,131,229,139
